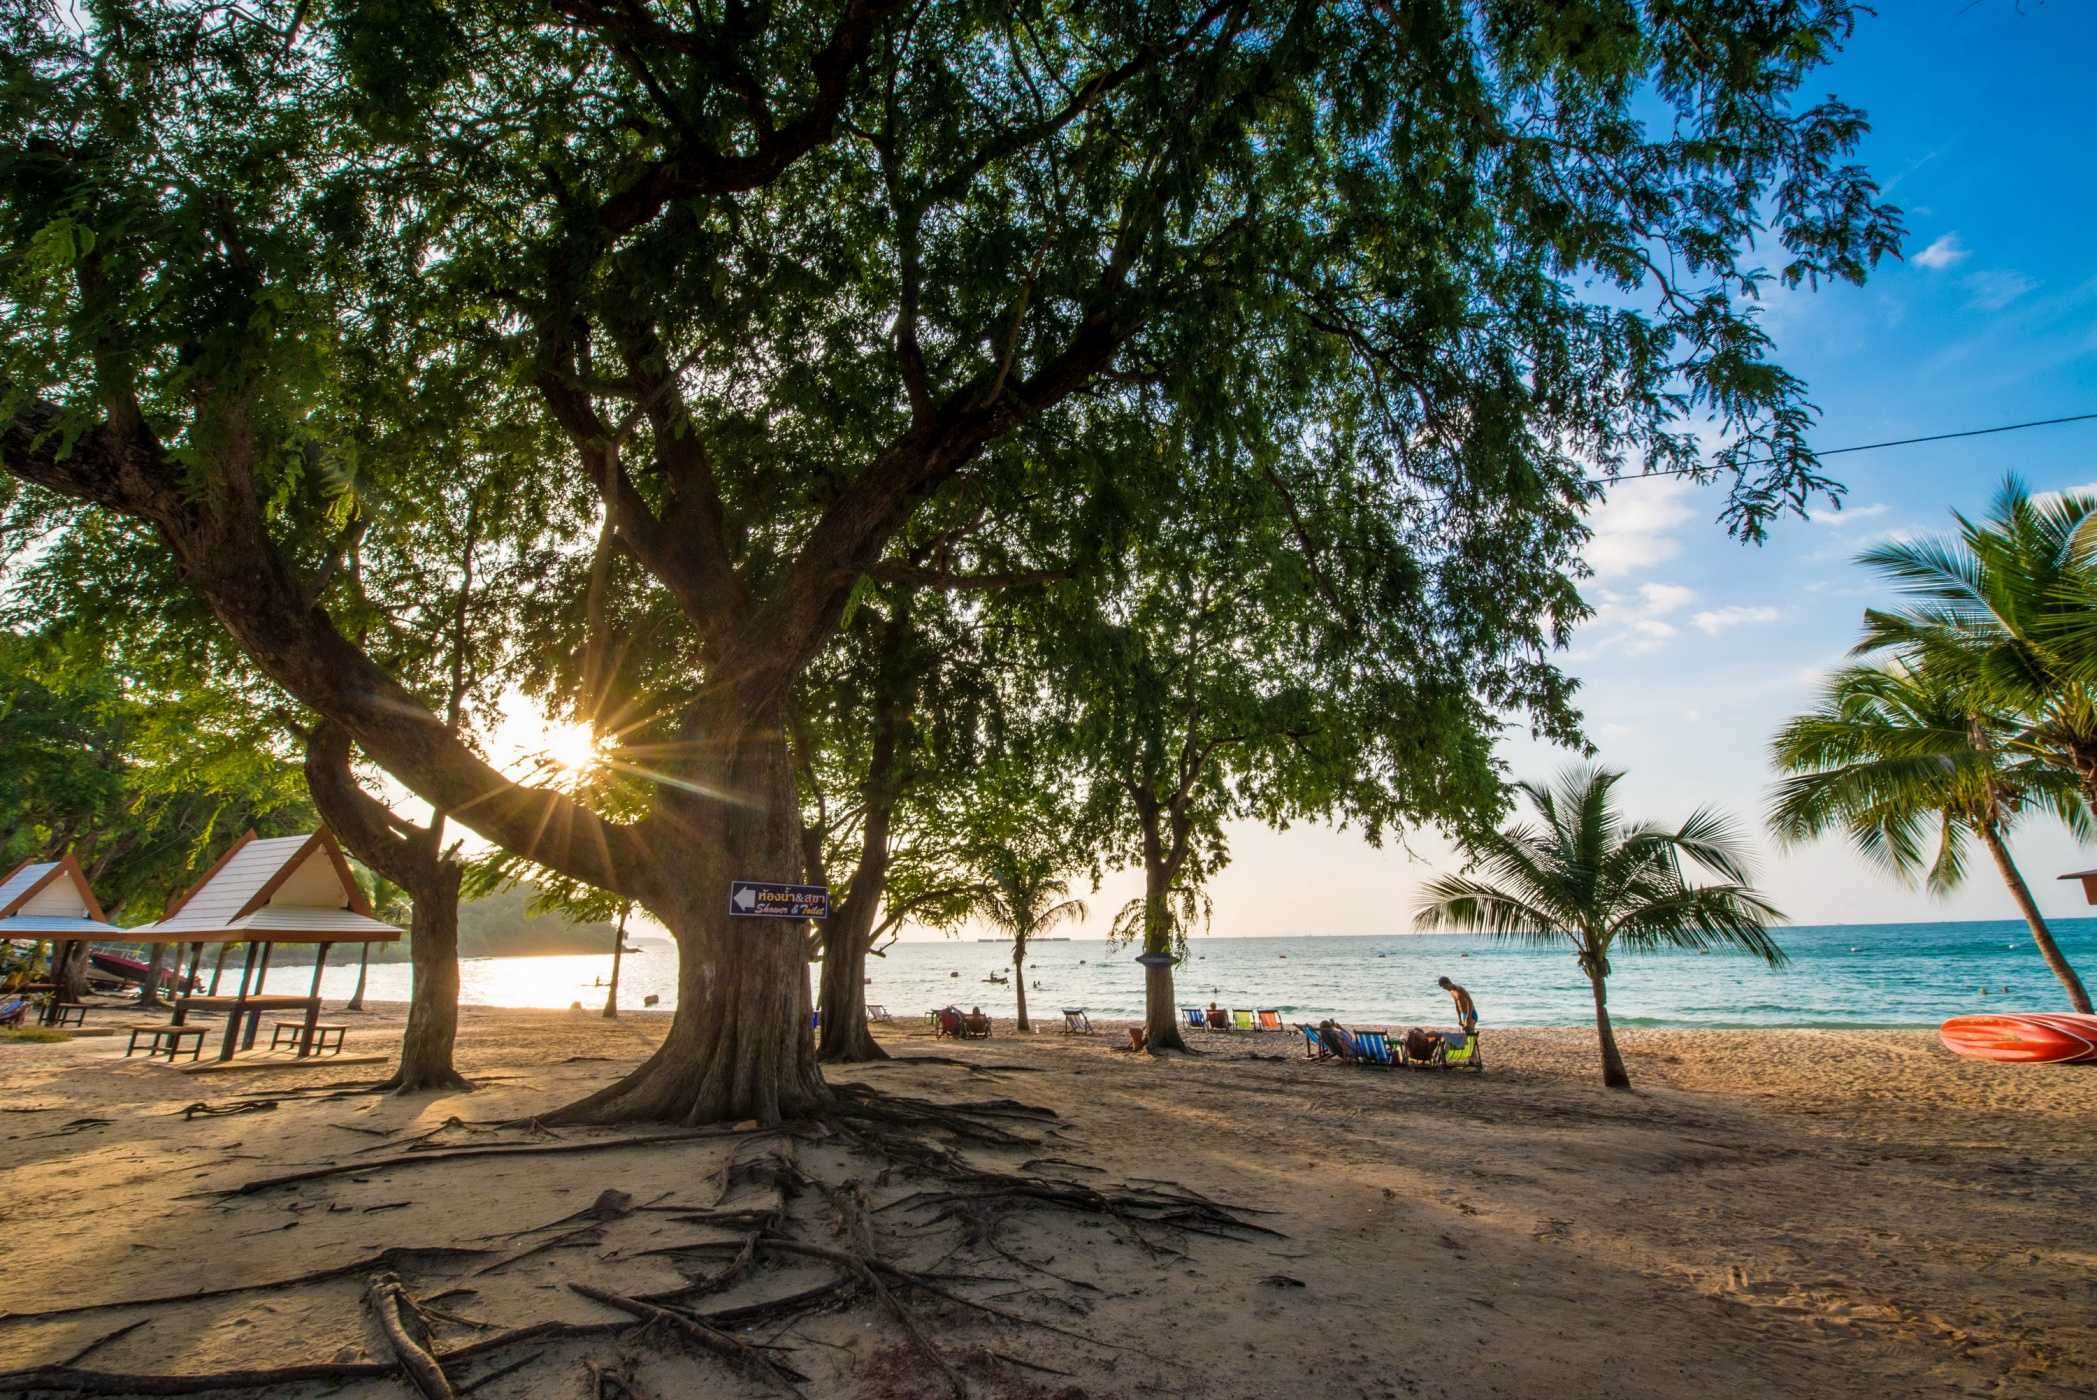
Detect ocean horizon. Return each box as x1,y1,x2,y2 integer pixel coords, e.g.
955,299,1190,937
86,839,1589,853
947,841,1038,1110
284,916,2097,1031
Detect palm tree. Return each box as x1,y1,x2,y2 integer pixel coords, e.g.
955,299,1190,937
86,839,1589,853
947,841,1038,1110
1856,476,2097,804
968,847,1087,1034
1770,662,2093,1013
1414,766,1785,1089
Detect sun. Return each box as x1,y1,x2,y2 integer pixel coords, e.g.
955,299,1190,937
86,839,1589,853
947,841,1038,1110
540,721,605,776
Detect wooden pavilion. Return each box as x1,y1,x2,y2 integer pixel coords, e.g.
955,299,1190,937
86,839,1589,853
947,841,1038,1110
128,829,402,1060
0,853,123,1025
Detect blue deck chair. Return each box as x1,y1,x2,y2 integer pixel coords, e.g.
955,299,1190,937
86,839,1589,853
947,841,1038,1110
1183,1007,1206,1030
0,996,26,1028
1352,1029,1395,1066
1296,1023,1326,1059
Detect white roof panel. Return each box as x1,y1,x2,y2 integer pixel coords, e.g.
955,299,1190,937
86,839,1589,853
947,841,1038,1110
0,915,123,936
0,863,56,911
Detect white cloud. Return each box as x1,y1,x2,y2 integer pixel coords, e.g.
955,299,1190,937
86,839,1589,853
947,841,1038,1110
1692,605,1783,636
1586,475,1697,578
1583,581,1696,656
2031,482,2097,512
1805,502,1892,529
1964,270,2037,311
1912,233,1969,270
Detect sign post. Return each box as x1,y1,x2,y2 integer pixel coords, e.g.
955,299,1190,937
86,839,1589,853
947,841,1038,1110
728,881,830,921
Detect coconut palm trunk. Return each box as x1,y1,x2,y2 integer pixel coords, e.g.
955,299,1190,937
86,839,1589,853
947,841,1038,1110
346,943,370,1011
1975,820,2093,1013
1583,948,1630,1089
1013,942,1030,1033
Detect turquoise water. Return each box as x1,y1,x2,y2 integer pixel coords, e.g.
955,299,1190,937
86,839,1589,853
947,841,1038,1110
303,919,2097,1029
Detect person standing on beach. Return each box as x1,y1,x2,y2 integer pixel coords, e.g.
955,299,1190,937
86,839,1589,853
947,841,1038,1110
1438,977,1478,1033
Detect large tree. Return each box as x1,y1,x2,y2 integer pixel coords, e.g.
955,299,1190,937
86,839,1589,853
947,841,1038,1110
3,0,1896,1124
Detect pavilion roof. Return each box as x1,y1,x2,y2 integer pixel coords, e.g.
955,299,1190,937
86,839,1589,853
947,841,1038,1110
127,830,403,945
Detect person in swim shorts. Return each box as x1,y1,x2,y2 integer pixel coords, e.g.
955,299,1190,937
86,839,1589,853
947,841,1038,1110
1438,976,1478,1033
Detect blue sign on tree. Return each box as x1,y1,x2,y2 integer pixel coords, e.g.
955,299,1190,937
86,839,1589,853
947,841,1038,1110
728,880,829,920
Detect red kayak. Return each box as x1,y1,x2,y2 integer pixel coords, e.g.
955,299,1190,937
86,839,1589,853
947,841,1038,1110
1939,1013,2097,1064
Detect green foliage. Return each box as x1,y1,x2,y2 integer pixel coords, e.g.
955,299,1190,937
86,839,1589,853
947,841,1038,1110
0,627,314,920
1415,766,1786,977
1853,477,2097,796
1769,663,2088,893
1,0,1895,945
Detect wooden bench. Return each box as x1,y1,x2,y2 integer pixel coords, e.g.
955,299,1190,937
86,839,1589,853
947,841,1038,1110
126,1023,206,1062
49,1002,90,1028
270,1021,347,1055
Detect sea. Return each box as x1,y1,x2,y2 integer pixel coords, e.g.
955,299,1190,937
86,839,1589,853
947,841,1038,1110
293,918,2097,1029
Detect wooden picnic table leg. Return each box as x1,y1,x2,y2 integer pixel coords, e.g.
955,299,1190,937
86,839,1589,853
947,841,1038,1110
242,941,277,1050
300,942,332,1056
221,941,261,1061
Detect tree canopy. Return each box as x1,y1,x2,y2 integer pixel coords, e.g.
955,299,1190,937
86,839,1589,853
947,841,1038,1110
2,0,1898,1123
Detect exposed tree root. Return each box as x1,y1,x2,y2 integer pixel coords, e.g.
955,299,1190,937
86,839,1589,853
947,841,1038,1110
208,1128,752,1197
0,1361,392,1394
365,1271,457,1399
0,1247,493,1323
569,1284,808,1392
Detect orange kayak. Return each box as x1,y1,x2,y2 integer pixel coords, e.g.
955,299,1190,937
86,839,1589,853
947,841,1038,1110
1939,1013,2097,1064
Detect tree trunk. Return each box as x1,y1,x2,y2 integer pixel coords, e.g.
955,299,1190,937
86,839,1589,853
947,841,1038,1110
385,863,472,1093
55,939,90,1002
137,943,168,1011
1977,820,2094,1014
1014,940,1030,1033
1587,958,1630,1089
1141,854,1189,1053
815,918,888,1062
552,702,831,1125
346,943,371,1011
603,904,627,1019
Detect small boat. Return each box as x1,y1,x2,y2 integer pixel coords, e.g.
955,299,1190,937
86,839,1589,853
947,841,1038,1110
1939,1013,2097,1064
984,974,1009,985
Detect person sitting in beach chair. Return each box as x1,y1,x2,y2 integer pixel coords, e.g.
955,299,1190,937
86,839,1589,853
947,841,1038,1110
1296,1023,1327,1059
1401,1025,1442,1066
1317,1018,1358,1061
964,1006,993,1038
934,1006,968,1039
1206,1002,1229,1031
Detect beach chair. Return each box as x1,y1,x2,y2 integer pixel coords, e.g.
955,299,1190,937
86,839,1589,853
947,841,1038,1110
934,1007,967,1039
1061,1008,1093,1034
1296,1023,1327,1060
1231,1008,1256,1032
867,1005,893,1023
0,997,27,1028
1256,1009,1283,1032
1352,1029,1396,1067
1183,1007,1206,1031
1206,1007,1230,1031
1434,1030,1482,1072
963,1010,992,1039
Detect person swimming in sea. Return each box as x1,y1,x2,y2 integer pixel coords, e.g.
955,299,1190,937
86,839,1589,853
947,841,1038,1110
1438,976,1478,1033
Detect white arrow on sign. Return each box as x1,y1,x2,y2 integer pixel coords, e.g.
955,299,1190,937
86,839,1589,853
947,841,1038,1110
732,885,757,912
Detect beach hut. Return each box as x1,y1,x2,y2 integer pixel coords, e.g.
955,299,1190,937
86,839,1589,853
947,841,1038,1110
0,853,123,1026
128,829,402,1061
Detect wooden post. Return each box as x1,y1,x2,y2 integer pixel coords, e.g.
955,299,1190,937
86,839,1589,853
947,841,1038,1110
301,942,332,1056
222,941,261,1061
242,942,275,1050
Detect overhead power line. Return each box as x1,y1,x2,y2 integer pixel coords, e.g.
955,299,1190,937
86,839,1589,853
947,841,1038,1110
1595,411,2097,487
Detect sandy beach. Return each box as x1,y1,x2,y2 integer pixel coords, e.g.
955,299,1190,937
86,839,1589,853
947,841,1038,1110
2,1006,2093,1399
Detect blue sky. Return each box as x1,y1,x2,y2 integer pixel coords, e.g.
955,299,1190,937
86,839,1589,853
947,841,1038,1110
954,2,2097,940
